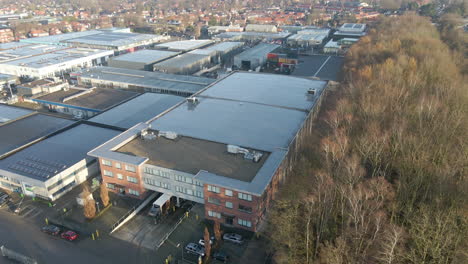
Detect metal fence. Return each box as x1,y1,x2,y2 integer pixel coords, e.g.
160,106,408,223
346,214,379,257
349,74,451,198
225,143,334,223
109,205,136,233
155,203,194,250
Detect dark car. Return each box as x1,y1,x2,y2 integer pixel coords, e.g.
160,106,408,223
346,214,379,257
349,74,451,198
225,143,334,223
213,251,230,262
41,225,61,236
61,230,78,241
0,192,9,207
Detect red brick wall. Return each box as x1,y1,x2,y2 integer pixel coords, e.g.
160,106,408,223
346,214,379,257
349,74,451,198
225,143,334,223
98,158,147,199
204,184,260,232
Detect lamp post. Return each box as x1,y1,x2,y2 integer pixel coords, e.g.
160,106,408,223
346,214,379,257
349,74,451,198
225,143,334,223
96,201,100,213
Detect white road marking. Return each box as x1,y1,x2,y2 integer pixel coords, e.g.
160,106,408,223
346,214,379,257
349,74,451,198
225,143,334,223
313,56,331,77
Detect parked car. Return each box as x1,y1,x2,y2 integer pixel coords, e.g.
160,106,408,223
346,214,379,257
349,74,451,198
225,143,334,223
223,233,244,245
185,242,205,257
41,225,61,236
213,251,230,262
198,236,215,246
61,230,78,241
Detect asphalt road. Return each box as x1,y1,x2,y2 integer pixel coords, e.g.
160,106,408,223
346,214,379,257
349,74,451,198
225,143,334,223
0,210,155,264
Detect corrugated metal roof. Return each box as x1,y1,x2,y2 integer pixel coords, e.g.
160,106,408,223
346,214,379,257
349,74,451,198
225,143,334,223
155,40,214,51
0,104,33,123
233,43,279,61
109,49,179,64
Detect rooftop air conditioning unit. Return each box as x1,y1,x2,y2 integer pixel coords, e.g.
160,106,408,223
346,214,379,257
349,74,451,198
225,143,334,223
142,131,156,140
158,131,178,140
307,88,316,95
187,97,199,104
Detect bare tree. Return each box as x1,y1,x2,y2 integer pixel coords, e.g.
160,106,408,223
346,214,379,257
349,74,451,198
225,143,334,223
82,185,96,219
100,182,110,207
204,227,211,261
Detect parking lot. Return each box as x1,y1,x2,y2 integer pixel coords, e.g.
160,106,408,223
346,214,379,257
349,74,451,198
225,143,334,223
292,54,344,81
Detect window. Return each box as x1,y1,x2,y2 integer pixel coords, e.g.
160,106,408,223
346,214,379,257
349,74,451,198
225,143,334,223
208,197,221,205
195,191,204,198
106,183,115,189
225,189,233,197
103,170,113,177
195,180,203,187
125,165,136,172
226,201,233,209
208,210,221,219
128,189,139,196
162,182,170,189
239,204,252,213
127,176,138,184
207,185,220,193
238,192,252,201
115,163,121,169
238,218,252,228
117,173,123,180
102,159,112,167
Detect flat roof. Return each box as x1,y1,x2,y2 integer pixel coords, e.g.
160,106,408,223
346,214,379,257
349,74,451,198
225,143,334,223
204,42,244,53
0,42,34,51
33,88,139,111
78,67,214,95
0,73,17,82
65,32,163,48
1,47,113,68
0,113,75,157
0,44,63,63
109,50,179,64
118,134,269,182
155,40,214,51
19,30,104,45
0,124,120,181
0,104,33,123
89,93,184,129
234,43,280,61
153,53,210,69
215,32,290,39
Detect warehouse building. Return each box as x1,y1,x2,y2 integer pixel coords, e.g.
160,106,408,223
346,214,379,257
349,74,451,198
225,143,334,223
287,28,331,47
16,78,68,96
88,72,329,232
108,50,180,71
213,31,290,42
333,23,367,40
32,87,139,119
0,123,120,200
0,110,74,159
76,66,214,96
0,44,113,79
0,73,17,90
203,42,244,64
233,43,280,70
245,24,278,33
20,28,165,53
154,40,214,52
153,50,213,75
89,93,184,129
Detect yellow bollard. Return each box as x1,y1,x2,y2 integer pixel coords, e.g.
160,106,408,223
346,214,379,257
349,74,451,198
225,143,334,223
92,233,95,240
96,230,99,238
172,206,175,212
196,214,199,220
185,211,189,218
45,218,48,225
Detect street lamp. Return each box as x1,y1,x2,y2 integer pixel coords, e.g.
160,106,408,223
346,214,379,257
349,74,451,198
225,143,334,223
96,201,100,213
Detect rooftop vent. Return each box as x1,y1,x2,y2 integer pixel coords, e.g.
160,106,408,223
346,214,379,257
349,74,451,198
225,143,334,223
141,130,156,140
227,145,263,163
158,131,178,140
186,97,199,104
307,88,316,95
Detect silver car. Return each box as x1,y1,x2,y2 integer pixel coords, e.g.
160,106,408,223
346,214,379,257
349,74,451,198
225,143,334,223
185,242,205,257
223,233,244,245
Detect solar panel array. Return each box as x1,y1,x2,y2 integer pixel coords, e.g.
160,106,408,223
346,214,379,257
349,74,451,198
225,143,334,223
7,156,67,179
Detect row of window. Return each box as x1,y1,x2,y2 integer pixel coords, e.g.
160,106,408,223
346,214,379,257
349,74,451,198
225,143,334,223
175,186,204,198
207,198,252,213
144,167,203,186
144,177,170,189
238,218,252,228
206,185,253,202
102,159,135,172
208,210,221,219
47,160,97,191
106,183,140,196
103,170,138,184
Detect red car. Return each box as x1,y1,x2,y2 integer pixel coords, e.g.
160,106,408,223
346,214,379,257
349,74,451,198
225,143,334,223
61,231,78,241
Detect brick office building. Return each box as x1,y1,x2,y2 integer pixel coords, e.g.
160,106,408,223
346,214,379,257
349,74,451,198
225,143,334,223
89,72,328,231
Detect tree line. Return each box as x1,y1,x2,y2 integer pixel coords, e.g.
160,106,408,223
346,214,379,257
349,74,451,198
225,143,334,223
266,14,467,264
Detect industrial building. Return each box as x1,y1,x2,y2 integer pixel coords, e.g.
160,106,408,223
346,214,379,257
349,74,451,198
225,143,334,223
0,44,113,79
233,43,280,70
89,93,184,129
88,72,329,231
0,104,34,125
32,87,139,119
245,24,278,33
0,73,17,89
287,28,331,47
203,42,244,63
108,50,180,71
0,121,121,200
16,78,68,96
333,23,367,40
20,28,165,53
213,31,290,42
153,51,212,75
154,40,214,52
76,66,214,96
